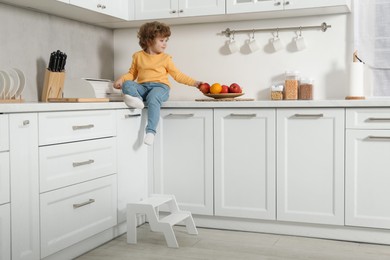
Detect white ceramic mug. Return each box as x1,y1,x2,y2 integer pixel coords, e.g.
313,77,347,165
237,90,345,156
228,38,239,54
248,39,260,53
294,35,307,51
271,36,283,52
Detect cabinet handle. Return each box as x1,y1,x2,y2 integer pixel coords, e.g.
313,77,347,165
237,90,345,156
72,124,94,130
367,136,390,140
230,113,257,117
73,159,94,167
170,10,177,14
367,117,390,122
275,1,281,6
125,114,141,118
179,9,184,13
293,113,324,118
167,113,194,117
97,3,102,8
101,5,106,9
23,120,30,126
284,1,290,5
73,199,95,209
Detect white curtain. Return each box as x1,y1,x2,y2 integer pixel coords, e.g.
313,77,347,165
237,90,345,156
354,0,390,96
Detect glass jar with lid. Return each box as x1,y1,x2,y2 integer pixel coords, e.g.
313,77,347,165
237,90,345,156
284,70,300,100
299,78,314,100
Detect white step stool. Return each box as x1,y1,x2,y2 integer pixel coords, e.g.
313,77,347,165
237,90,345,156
127,194,198,248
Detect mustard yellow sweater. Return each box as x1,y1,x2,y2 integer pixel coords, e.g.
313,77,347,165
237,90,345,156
120,50,196,87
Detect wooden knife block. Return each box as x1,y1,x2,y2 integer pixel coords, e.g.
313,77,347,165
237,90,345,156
41,69,65,102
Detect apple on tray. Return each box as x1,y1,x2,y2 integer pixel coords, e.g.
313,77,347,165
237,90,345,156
198,82,210,94
229,83,242,93
220,85,229,93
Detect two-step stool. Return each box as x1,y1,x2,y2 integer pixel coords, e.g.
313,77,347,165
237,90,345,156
126,194,198,248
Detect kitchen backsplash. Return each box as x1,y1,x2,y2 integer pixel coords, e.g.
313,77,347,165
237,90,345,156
114,14,353,101
0,3,114,102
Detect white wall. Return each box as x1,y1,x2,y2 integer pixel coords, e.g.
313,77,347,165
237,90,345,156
114,14,352,101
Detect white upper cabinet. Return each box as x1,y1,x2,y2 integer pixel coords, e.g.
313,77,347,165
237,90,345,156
227,0,351,14
69,0,129,20
134,0,225,20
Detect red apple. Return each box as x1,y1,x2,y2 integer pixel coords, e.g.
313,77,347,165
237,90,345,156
229,83,242,93
198,83,210,94
220,85,229,93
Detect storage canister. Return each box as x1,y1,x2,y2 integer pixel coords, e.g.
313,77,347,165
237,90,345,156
271,84,284,100
299,78,314,100
284,71,300,100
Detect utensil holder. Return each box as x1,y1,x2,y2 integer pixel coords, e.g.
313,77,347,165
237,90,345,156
41,69,65,102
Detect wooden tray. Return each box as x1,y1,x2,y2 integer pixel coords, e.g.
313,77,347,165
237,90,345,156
47,98,110,103
196,98,254,102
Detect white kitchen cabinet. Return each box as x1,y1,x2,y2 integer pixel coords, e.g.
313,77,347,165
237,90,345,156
69,0,129,20
152,109,214,215
40,175,117,258
226,0,351,14
0,152,10,206
0,204,11,260
214,109,276,220
134,0,225,20
116,109,148,225
0,114,9,152
345,108,390,229
10,113,40,260
276,108,344,225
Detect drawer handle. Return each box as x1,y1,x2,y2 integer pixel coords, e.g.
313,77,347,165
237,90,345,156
73,199,95,209
167,113,194,117
73,159,94,167
230,113,257,117
23,120,30,126
367,136,390,140
72,124,94,130
367,117,390,122
293,113,324,118
125,114,141,118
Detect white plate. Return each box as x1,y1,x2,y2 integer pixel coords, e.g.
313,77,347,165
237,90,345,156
0,72,4,99
13,68,26,98
7,68,20,98
0,70,11,99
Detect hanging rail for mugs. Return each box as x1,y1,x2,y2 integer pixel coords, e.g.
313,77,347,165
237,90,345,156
221,22,331,38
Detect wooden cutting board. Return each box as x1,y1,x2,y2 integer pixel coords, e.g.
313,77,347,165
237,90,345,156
47,98,110,102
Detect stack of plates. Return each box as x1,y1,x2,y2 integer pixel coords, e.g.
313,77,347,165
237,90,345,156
0,68,26,100
84,78,123,101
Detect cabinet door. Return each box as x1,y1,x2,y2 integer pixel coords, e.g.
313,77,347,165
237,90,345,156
116,109,148,224
0,152,10,205
214,109,276,220
346,130,390,229
69,0,128,19
283,0,351,10
0,204,11,260
10,113,40,260
276,108,344,225
135,0,179,20
0,114,9,152
227,0,283,14
179,0,225,17
153,109,213,215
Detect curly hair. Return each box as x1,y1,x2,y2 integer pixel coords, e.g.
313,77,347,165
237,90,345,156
138,21,171,51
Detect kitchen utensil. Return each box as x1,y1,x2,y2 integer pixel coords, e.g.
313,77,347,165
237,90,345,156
7,68,20,98
13,68,26,99
204,93,244,99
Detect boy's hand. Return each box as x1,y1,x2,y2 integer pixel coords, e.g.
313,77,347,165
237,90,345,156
113,78,123,89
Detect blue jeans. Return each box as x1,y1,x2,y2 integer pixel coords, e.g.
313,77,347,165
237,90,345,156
122,81,170,134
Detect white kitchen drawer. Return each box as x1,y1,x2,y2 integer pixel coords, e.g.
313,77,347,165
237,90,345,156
346,108,390,129
0,203,11,260
0,152,10,205
40,175,117,258
39,110,116,145
0,114,9,152
39,137,117,192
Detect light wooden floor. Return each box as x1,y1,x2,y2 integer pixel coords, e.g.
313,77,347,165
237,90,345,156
76,224,390,260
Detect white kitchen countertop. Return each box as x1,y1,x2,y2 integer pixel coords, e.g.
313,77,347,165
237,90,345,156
1,99,390,113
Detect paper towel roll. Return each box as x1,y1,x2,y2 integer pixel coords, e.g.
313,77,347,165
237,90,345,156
348,62,365,98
